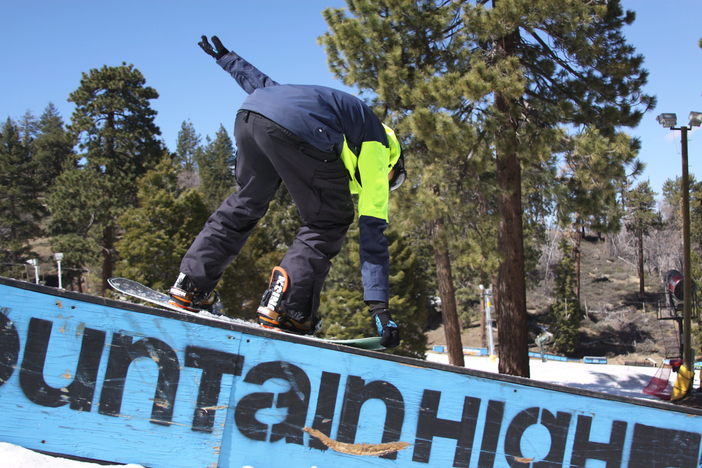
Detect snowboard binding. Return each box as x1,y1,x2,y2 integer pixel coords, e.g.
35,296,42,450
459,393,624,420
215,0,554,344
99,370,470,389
257,266,319,335
168,272,220,313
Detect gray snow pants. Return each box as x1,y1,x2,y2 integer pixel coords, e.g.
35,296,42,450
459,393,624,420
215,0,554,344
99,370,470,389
180,110,355,321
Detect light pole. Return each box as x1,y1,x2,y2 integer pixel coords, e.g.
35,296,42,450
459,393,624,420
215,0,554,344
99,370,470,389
479,284,496,359
26,258,39,285
54,252,64,289
656,111,702,371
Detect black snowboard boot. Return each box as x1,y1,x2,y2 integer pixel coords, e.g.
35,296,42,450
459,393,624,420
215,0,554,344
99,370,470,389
257,266,316,335
169,273,219,313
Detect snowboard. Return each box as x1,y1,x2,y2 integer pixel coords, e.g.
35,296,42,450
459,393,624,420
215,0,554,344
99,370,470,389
107,277,385,351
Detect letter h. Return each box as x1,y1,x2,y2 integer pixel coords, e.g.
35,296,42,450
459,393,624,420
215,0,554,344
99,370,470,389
413,390,480,467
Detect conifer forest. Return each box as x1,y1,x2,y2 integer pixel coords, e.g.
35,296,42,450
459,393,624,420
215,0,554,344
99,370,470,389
2,1,701,378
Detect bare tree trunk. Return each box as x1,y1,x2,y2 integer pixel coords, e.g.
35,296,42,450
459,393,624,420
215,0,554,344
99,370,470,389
430,216,464,367
479,290,486,349
574,223,582,303
494,142,529,377
101,225,114,296
638,230,645,298
102,111,116,297
494,25,530,378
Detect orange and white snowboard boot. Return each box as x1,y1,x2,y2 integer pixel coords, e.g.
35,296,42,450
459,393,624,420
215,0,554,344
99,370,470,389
257,266,316,335
168,272,220,313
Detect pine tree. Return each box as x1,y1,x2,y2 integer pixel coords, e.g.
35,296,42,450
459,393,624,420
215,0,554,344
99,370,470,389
115,153,210,290
625,181,660,298
51,63,164,294
175,120,203,189
0,119,44,277
663,176,702,237
197,125,236,210
321,0,653,376
176,120,201,171
47,166,109,291
549,238,583,355
317,223,365,339
663,176,702,347
32,103,75,191
17,111,38,146
321,0,477,367
387,229,431,357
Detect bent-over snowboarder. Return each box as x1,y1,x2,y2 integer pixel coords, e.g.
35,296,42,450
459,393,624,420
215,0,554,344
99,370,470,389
168,36,406,348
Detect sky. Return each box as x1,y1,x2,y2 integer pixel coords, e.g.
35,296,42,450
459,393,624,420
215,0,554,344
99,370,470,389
2,0,701,199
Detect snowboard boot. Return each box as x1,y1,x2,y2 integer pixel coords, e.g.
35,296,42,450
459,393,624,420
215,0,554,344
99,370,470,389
169,272,220,313
257,266,317,335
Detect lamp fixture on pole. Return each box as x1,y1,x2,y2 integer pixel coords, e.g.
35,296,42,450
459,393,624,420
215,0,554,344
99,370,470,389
54,252,64,289
26,259,39,285
656,111,701,372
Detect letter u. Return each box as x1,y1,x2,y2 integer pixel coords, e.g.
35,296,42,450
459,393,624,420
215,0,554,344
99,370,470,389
19,318,106,411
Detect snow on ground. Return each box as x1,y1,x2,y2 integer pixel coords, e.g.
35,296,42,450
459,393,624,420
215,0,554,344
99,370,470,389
0,442,144,468
426,352,697,400
1,354,694,467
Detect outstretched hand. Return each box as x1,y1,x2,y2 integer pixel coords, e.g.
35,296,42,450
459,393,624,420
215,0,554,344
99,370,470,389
198,35,229,60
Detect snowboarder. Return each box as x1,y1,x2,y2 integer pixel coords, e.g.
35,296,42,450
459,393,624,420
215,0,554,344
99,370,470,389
169,36,405,348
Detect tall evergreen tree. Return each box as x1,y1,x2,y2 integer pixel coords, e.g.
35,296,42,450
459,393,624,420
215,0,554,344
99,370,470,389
48,63,163,294
17,111,38,146
0,119,44,277
47,166,107,291
176,120,201,171
175,120,203,189
663,176,702,238
197,125,236,210
115,153,210,290
321,0,653,376
321,0,477,367
625,181,660,298
32,103,75,190
549,237,583,355
662,176,702,346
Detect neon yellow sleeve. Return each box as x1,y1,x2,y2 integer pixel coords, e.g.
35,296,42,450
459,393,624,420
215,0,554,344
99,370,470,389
357,140,390,221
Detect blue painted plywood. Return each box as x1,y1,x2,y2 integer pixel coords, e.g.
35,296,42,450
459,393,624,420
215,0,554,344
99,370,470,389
1,277,701,468
0,282,240,467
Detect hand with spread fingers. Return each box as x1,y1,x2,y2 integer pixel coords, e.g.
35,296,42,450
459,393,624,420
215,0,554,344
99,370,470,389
198,35,229,60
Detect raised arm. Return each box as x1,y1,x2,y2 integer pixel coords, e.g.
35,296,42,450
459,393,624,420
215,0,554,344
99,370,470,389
198,35,279,94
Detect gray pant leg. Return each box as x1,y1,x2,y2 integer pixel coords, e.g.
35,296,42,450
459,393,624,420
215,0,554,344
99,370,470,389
180,112,280,290
181,111,354,320
257,119,354,321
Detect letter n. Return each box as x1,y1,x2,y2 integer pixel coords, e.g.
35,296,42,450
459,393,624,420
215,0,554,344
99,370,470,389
337,376,405,460
98,333,179,425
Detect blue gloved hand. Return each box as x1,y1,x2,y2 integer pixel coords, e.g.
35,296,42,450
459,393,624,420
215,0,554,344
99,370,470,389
370,306,400,348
